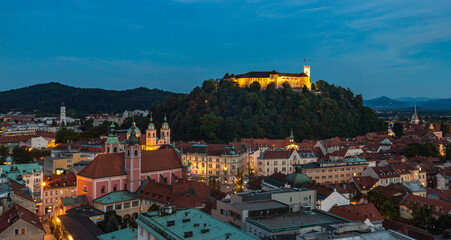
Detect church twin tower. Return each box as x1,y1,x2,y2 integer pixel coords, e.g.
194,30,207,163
145,113,171,150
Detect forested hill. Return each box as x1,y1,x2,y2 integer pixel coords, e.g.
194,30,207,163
151,80,385,143
0,82,172,115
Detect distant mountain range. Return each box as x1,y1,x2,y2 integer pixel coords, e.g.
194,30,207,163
0,82,173,114
364,96,451,110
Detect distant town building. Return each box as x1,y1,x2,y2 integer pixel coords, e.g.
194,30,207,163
257,149,317,175
60,102,66,126
296,158,368,184
0,163,43,202
42,173,77,215
177,142,248,185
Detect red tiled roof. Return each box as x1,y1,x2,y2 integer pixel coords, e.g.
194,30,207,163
438,166,451,177
261,149,293,159
241,138,290,149
77,148,184,179
43,173,77,189
351,176,378,189
139,180,225,209
0,204,44,234
329,203,383,222
34,131,56,139
371,166,400,179
400,193,451,216
427,188,451,200
383,219,434,240
0,135,30,144
9,179,33,202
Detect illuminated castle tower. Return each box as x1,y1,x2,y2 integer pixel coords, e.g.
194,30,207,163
304,65,310,78
410,104,419,124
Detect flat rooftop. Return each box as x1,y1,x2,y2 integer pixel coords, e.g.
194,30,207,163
247,210,347,232
137,208,258,240
232,200,288,211
236,188,313,202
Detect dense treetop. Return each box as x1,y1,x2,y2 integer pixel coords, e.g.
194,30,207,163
0,82,172,115
151,79,385,143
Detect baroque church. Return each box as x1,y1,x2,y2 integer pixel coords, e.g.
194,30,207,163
105,113,171,153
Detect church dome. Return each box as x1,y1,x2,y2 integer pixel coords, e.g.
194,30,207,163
285,169,311,188
127,122,141,135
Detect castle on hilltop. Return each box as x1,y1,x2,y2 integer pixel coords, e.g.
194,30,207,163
223,65,312,90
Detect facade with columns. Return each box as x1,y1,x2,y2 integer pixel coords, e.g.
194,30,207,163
78,127,186,204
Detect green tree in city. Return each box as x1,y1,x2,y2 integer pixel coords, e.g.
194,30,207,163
408,202,434,229
404,143,439,158
235,169,244,193
0,145,9,163
11,146,33,164
367,189,399,220
393,122,404,138
55,128,80,143
148,203,160,212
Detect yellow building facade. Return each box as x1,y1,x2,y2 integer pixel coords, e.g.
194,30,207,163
226,65,312,90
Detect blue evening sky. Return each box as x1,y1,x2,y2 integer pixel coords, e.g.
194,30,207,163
1,0,450,99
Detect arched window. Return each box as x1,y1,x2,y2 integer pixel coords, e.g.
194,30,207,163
113,147,118,153
107,147,110,152
127,150,130,156
135,150,138,156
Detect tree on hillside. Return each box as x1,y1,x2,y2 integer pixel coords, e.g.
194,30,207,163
404,143,439,158
151,79,384,143
393,122,404,138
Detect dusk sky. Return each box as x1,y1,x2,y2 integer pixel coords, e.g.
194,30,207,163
1,0,450,99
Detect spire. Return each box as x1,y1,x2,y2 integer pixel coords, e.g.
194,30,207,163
290,129,294,143
108,122,116,136
148,112,154,128
162,113,169,128
128,127,139,146
411,104,419,124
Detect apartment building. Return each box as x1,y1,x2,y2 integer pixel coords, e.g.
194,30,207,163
297,158,368,184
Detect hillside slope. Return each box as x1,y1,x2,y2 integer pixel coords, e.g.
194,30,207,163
151,80,385,143
0,82,172,114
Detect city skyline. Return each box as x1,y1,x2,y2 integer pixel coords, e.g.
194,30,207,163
1,0,450,98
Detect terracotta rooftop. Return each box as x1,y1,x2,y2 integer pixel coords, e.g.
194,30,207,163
9,179,33,202
400,193,451,216
43,172,77,189
0,204,44,234
351,176,378,190
77,148,184,179
426,188,451,200
261,149,293,159
329,203,383,222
